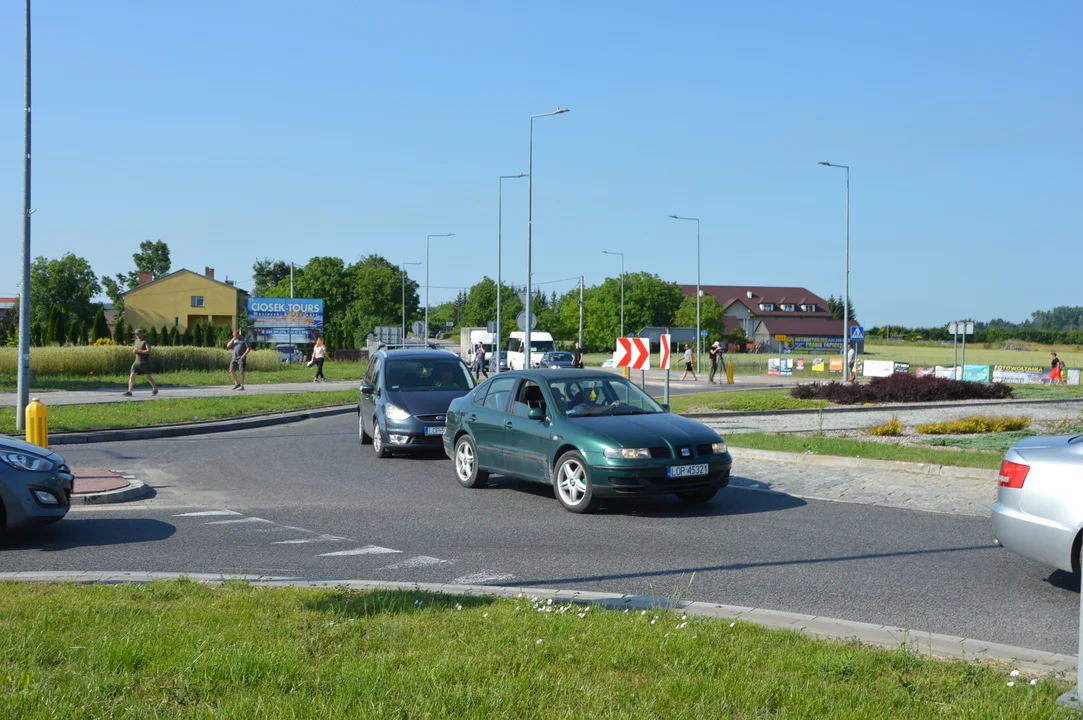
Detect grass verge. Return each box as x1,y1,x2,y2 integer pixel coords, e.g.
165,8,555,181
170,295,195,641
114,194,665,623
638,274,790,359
726,432,1003,470
0,391,356,434
0,581,1068,719
0,363,367,392
1011,384,1083,399
918,431,1039,455
667,389,828,414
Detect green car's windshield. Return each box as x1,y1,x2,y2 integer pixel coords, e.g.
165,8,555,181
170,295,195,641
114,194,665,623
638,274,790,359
547,377,664,417
385,358,476,392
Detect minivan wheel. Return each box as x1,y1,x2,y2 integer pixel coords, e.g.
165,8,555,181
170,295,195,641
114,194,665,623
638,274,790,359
372,418,390,458
554,451,598,513
454,436,488,489
358,413,372,445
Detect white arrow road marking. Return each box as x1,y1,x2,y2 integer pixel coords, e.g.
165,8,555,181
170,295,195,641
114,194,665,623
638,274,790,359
452,572,515,584
174,510,242,517
204,517,275,525
382,556,447,570
274,535,349,545
319,545,401,557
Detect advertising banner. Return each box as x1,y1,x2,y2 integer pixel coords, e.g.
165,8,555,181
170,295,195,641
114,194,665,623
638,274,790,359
991,365,1044,385
893,362,911,375
829,357,844,373
862,359,895,378
1070,369,1081,386
812,358,825,372
962,365,990,383
790,335,845,352
767,358,780,376
248,298,324,344
796,359,805,371
916,367,935,378
780,358,793,377
935,366,962,380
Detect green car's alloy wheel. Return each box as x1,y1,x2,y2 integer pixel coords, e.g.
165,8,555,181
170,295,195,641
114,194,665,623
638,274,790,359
372,418,390,458
554,450,598,513
454,436,488,489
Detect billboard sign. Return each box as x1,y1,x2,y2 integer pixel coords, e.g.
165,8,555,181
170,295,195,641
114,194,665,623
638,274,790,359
862,359,895,378
248,298,324,343
790,335,845,352
991,365,1044,385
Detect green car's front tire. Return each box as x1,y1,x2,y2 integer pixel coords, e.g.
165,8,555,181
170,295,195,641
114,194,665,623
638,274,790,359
553,451,598,514
454,436,489,489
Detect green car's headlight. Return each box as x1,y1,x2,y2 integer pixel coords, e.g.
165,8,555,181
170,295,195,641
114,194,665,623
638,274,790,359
603,447,650,460
712,441,728,455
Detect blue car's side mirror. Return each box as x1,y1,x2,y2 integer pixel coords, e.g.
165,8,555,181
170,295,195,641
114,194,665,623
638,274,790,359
528,407,546,421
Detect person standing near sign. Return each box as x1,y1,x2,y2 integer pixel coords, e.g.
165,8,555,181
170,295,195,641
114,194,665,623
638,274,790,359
226,329,251,390
123,328,158,397
573,342,584,369
681,344,697,382
847,345,857,383
311,336,327,382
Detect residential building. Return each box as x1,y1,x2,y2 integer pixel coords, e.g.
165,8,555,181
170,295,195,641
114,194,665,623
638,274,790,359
123,267,247,333
0,297,15,323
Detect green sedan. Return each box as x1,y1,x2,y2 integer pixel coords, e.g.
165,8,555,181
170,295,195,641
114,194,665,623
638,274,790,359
443,369,733,513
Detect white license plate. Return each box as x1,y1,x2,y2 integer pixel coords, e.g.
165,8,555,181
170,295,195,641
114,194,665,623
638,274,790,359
667,463,708,479
424,426,446,436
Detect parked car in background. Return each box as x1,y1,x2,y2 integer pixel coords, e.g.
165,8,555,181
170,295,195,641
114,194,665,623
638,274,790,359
444,370,732,513
993,434,1083,574
275,344,303,364
358,349,477,458
1,434,74,536
541,351,575,369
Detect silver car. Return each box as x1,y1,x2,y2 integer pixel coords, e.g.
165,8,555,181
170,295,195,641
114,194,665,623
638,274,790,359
0,434,74,536
992,434,1083,573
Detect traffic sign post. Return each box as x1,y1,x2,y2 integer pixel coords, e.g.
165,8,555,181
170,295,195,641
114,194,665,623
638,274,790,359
660,332,671,407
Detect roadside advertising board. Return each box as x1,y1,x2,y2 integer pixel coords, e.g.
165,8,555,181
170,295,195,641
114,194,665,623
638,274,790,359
248,298,324,343
963,365,991,383
862,359,895,378
828,357,844,373
790,335,845,352
811,358,825,372
991,365,1045,384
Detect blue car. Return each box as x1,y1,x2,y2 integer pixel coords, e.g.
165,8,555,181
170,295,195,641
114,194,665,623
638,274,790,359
358,349,477,458
1,434,74,536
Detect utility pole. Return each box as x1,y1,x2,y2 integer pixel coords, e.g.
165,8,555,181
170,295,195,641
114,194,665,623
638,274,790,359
578,276,584,352
16,0,32,432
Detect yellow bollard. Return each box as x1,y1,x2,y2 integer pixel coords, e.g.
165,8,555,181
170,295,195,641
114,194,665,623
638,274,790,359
622,366,629,379
25,397,49,449
726,362,735,384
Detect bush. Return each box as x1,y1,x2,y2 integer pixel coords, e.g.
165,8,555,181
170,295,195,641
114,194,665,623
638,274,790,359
0,346,281,377
791,374,1014,405
916,415,1032,435
868,415,903,436
94,338,116,346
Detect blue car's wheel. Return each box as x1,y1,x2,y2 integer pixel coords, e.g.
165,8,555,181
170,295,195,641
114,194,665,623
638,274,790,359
372,418,390,458
554,451,598,514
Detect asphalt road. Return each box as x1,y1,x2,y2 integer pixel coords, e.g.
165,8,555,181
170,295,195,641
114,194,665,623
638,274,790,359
3,414,1076,656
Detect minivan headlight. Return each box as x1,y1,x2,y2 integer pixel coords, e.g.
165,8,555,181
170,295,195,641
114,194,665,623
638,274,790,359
603,447,650,459
0,453,54,472
385,404,411,422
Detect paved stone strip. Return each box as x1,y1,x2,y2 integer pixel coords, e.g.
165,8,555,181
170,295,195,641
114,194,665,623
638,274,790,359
0,571,1071,676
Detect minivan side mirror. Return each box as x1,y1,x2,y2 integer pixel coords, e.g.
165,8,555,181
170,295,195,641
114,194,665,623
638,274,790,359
360,383,375,395
528,407,546,421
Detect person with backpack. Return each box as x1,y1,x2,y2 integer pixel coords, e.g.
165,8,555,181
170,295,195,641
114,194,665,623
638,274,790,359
1051,352,1066,385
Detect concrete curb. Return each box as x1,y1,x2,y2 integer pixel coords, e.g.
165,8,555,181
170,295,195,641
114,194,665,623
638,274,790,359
0,571,1071,676
72,477,151,505
684,396,1083,420
731,447,999,482
48,404,356,445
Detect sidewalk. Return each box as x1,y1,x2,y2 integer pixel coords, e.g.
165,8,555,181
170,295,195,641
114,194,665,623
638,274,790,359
0,379,359,407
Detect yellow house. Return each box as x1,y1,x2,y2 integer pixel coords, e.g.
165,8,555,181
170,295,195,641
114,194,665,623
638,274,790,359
124,267,247,333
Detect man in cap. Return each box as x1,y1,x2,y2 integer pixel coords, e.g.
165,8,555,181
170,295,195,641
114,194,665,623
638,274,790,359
708,341,721,384
123,328,158,397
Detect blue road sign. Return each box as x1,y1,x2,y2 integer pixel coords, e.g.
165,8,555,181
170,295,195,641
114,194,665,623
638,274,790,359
850,325,865,341
701,330,708,337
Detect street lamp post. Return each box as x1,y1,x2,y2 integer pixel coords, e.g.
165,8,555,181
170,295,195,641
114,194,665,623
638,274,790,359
16,0,31,431
818,162,850,381
669,215,701,374
498,173,527,373
425,233,454,340
526,107,569,368
401,261,422,343
602,250,624,338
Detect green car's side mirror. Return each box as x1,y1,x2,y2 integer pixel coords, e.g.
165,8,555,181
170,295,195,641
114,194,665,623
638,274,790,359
528,407,546,421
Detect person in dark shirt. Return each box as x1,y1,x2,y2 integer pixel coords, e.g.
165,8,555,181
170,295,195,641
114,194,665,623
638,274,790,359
573,342,584,369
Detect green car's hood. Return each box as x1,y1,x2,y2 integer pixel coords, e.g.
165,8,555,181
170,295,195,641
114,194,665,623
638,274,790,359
563,412,720,451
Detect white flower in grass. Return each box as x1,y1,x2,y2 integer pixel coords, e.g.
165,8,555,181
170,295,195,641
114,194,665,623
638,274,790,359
483,613,489,618
692,636,698,639
455,603,463,611
515,606,520,611
729,622,735,627
1010,670,1020,677
1030,679,1038,686
623,609,629,614
650,619,656,625
681,615,687,620
1007,681,1015,687
677,622,687,629
578,613,586,618
536,639,543,645
547,598,553,605
641,610,647,616
517,593,523,598
664,633,670,638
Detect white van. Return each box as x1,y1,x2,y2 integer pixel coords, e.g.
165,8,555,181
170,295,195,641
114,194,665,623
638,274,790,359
506,331,556,370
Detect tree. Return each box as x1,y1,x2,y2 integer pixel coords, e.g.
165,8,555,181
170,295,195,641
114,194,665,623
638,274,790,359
101,240,172,312
826,295,859,325
674,294,725,345
113,319,127,345
169,326,180,346
582,273,683,351
46,308,59,345
182,327,193,346
30,253,102,327
147,326,159,345
252,258,293,298
160,325,171,347
66,317,79,346
342,255,419,339
91,308,110,342
31,322,43,347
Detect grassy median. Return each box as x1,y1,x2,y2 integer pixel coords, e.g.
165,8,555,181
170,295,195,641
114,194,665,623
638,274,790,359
0,391,357,434
0,363,367,392
0,581,1068,719
667,389,828,414
725,433,1003,470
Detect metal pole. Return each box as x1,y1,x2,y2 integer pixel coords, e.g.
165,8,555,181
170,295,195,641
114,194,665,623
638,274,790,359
402,266,406,341
290,262,294,298
16,0,31,431
844,166,850,383
664,329,670,408
578,275,584,352
696,219,701,376
953,323,958,380
620,254,625,339
425,237,430,340
962,323,967,380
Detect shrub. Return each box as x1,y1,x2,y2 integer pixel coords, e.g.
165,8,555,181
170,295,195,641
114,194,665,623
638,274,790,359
0,346,281,377
791,374,1014,405
916,415,1032,435
91,308,109,342
868,415,903,436
94,337,116,346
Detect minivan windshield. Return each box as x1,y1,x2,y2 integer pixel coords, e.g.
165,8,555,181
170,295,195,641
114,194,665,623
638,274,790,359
547,352,573,362
547,377,664,417
384,358,476,392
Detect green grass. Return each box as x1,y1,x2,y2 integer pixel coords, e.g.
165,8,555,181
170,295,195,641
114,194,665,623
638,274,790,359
918,431,1040,455
0,391,357,434
726,433,1003,469
862,340,1083,369
1010,384,1083,399
0,581,1069,719
666,389,828,414
0,363,367,392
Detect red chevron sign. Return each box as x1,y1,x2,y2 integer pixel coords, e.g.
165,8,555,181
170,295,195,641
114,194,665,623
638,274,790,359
659,334,671,369
615,337,651,370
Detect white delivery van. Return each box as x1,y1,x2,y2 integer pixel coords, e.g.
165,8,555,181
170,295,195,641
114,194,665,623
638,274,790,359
506,331,556,370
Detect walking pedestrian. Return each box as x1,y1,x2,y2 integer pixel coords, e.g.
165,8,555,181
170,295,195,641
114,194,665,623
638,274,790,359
312,336,327,382
573,342,584,369
708,341,720,383
680,344,697,382
1050,352,1066,385
123,328,158,397
226,329,251,390
847,345,857,383
474,341,489,380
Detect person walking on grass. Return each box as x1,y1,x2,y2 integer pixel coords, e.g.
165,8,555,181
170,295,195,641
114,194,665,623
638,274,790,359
1051,352,1066,385
312,336,327,383
708,341,721,383
681,344,697,382
123,328,158,397
226,329,251,390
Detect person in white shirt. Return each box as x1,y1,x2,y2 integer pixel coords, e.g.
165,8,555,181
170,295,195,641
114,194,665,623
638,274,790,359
847,345,856,383
680,344,697,382
312,336,327,382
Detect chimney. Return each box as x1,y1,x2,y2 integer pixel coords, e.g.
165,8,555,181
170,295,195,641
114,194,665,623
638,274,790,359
226,280,235,287
137,272,152,286
205,267,215,279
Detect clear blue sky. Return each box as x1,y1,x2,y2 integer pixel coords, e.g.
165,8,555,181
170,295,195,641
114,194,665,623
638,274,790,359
1,1,1079,327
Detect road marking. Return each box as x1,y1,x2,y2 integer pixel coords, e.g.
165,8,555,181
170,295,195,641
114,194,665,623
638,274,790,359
174,510,242,517
319,545,401,557
274,535,349,545
204,517,275,525
452,572,515,585
382,556,447,570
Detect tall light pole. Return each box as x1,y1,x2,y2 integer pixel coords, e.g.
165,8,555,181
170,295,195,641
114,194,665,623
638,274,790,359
602,250,624,338
425,233,454,339
401,261,422,343
16,0,32,432
818,161,850,380
669,215,701,374
526,107,569,368
497,173,527,373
